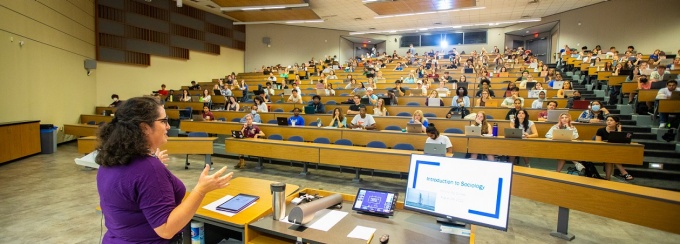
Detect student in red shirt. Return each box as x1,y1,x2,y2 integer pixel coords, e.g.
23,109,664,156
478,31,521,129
201,105,214,121
158,84,169,96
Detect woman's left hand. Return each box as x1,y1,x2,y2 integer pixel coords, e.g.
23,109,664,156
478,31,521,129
154,148,170,167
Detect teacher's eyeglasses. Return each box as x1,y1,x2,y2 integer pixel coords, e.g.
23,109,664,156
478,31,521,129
155,117,169,125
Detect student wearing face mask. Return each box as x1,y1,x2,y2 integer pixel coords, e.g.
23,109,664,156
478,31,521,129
240,105,262,123
577,100,610,123
109,94,122,107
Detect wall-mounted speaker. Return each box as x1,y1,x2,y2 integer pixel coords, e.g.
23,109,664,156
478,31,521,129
262,37,271,45
84,59,97,69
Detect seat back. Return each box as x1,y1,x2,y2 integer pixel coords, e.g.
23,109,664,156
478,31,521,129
313,137,331,144
393,143,415,150
334,139,353,146
267,119,278,124
268,134,283,140
396,112,411,116
187,132,208,137
366,141,387,148
384,125,402,131
288,135,304,142
423,113,437,118
444,128,464,134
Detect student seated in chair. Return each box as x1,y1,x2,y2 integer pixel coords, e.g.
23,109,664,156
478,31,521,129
109,94,122,107
502,87,524,108
287,89,304,104
288,108,305,126
350,106,376,130
537,101,558,121
505,98,523,120
656,80,680,128
201,106,214,121
362,88,379,105
347,95,362,115
425,123,453,155
566,90,582,109
309,95,325,114
240,105,262,123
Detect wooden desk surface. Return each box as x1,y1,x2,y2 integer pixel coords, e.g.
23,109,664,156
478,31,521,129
165,101,206,111
192,177,299,228
658,99,680,113
467,136,644,165
621,82,638,94
77,136,217,154
95,106,117,115
512,167,680,235
638,89,659,102
248,189,471,244
80,114,113,124
64,124,98,137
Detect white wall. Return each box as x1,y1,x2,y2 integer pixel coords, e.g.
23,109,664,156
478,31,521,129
0,0,96,142
95,47,244,106
504,0,680,54
245,24,350,71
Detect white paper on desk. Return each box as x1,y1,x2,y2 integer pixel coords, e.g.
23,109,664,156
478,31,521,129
280,209,348,232
202,195,256,217
347,226,376,240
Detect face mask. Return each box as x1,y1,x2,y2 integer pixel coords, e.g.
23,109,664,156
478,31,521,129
251,110,257,114
591,105,601,112
113,98,119,102
573,96,581,100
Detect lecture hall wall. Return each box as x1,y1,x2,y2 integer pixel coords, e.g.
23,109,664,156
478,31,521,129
504,0,680,54
0,0,96,143
94,47,244,106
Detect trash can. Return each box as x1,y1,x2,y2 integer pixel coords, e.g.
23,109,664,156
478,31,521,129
40,125,58,154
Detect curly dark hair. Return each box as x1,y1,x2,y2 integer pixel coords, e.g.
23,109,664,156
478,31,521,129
96,97,162,167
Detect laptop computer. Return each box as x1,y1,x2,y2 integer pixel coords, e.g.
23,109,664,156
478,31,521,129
405,123,423,133
572,100,590,110
525,82,537,90
498,72,509,77
608,132,632,144
410,89,423,96
427,98,441,107
213,89,222,96
650,81,667,89
563,90,576,98
547,110,564,122
304,106,315,115
283,89,293,96
231,130,244,139
504,128,523,139
103,110,113,116
424,143,447,156
456,82,469,90
464,68,474,74
464,126,482,136
355,89,367,97
316,89,326,96
551,129,574,141
276,117,288,126
485,100,500,108
670,91,680,100
360,98,371,105
552,81,564,89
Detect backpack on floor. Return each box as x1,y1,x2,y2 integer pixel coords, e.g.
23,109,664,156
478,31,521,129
581,162,604,179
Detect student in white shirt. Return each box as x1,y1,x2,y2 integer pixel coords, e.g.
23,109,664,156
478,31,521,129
656,80,679,128
350,106,376,130
501,87,524,108
287,89,304,104
519,74,537,89
425,123,453,155
531,90,546,109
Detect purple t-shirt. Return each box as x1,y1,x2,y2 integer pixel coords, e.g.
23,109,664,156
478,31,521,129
97,156,186,243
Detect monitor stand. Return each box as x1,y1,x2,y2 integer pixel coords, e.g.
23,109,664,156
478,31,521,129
436,218,471,237
436,218,467,227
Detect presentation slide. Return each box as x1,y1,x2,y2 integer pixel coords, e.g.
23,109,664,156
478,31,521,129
404,154,513,230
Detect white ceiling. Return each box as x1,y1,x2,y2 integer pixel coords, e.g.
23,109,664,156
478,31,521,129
183,0,607,34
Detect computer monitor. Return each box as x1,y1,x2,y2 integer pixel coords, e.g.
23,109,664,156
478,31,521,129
404,154,513,231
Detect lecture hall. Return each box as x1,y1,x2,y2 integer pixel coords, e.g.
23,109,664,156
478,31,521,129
2,0,680,243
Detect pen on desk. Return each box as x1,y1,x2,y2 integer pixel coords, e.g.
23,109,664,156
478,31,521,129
366,232,374,244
